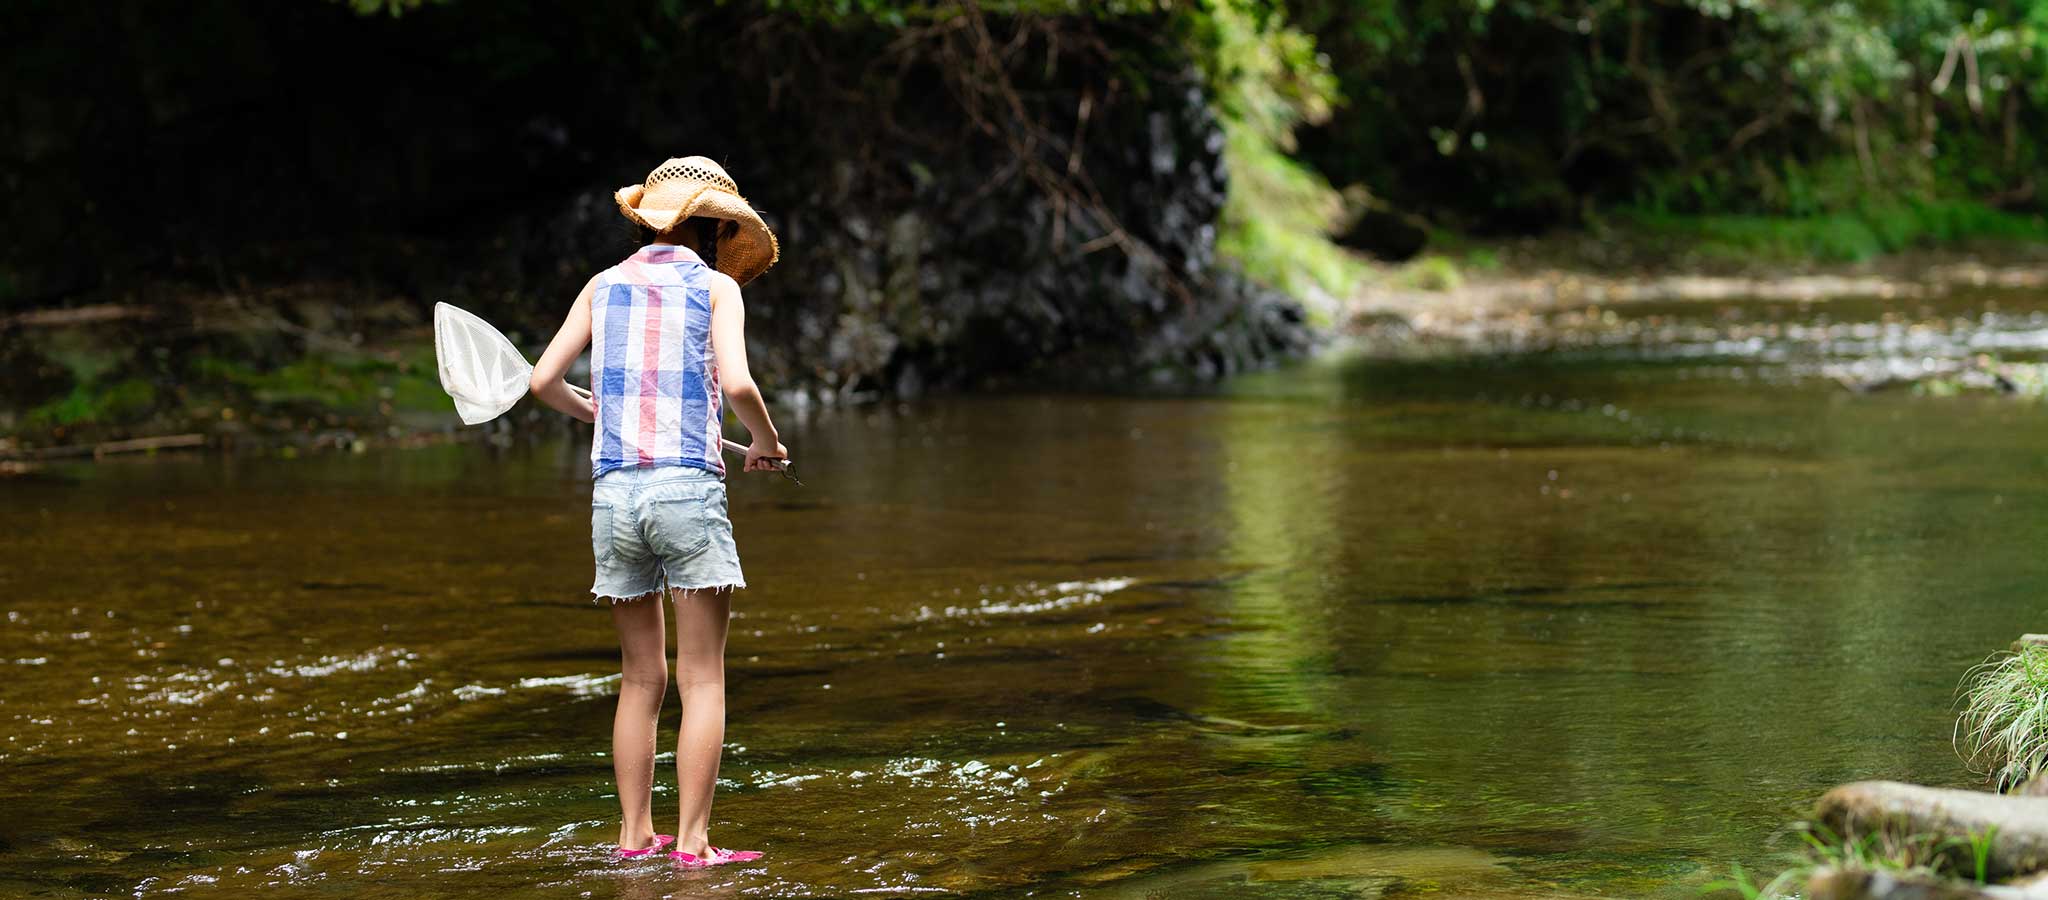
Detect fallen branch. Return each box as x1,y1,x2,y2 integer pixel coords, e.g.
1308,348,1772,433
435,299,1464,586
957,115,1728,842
11,433,207,461
3,304,157,328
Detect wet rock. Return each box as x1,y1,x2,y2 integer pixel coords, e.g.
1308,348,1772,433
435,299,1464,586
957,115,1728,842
1808,867,2048,900
1817,781,2048,881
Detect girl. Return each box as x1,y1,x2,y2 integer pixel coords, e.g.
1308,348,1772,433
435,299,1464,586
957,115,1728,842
528,156,788,868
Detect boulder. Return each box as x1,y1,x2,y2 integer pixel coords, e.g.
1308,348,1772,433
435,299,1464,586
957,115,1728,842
1817,782,2048,881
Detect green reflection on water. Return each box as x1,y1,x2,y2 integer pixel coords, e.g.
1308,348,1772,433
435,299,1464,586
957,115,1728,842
4,290,2048,898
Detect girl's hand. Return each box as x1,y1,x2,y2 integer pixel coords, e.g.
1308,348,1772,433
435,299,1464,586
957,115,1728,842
745,440,789,473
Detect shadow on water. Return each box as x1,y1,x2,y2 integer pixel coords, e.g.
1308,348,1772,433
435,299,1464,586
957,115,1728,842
5,287,2048,896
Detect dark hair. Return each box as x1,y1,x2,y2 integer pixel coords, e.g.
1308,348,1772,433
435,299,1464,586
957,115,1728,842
688,217,722,273
640,216,721,272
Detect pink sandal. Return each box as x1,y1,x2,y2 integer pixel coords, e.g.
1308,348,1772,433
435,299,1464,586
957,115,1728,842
616,834,675,859
670,846,764,868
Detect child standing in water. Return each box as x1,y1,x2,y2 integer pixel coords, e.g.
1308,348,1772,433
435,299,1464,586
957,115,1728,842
528,157,787,867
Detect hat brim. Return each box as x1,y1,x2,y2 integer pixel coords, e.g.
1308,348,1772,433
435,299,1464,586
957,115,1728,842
615,184,781,286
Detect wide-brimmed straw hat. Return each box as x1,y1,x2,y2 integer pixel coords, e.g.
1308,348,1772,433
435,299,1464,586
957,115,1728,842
614,156,779,285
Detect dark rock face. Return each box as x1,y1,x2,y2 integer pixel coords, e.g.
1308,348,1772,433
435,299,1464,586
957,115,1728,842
718,70,1311,400
3,2,1308,407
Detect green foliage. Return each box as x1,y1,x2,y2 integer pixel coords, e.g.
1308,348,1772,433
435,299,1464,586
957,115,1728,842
1458,247,1502,272
1214,125,1366,305
1973,825,1998,883
1196,0,1362,304
1958,645,2048,790
203,348,444,415
332,0,443,16
25,378,157,429
14,343,443,436
1193,0,1336,151
1388,255,1464,291
1623,201,2048,264
1291,0,2048,234
334,0,1179,26
734,0,1168,24
2,316,456,443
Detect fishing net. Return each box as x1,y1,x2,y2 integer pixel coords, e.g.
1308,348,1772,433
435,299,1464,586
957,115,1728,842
433,302,533,424
429,301,795,482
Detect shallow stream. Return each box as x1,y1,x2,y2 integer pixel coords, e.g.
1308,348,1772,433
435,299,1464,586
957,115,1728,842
5,287,2048,898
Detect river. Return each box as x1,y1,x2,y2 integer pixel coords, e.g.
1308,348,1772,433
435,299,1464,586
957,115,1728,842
5,287,2048,898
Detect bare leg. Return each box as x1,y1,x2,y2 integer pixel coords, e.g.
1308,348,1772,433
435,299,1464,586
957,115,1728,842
672,587,732,857
611,595,668,850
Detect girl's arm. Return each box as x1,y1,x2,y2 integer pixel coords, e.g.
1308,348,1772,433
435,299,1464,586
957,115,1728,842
529,278,598,424
708,273,788,471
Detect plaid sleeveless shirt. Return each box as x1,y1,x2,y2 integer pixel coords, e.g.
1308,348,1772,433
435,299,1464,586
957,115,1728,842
589,244,724,479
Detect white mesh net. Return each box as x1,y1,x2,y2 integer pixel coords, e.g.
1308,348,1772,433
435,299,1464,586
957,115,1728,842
433,302,533,425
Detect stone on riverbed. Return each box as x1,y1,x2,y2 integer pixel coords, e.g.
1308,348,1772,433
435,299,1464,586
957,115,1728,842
1090,844,1596,899
1808,867,2048,900
1817,782,2048,881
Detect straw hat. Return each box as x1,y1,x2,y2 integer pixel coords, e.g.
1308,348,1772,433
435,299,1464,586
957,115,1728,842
614,156,780,285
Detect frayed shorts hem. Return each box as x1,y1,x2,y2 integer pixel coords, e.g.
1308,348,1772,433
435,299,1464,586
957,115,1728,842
593,581,746,606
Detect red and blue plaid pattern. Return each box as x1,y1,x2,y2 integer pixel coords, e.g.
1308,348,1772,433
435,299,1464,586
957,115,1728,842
590,244,723,479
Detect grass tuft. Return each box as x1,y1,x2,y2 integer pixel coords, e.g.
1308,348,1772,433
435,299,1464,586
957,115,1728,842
1956,645,2048,791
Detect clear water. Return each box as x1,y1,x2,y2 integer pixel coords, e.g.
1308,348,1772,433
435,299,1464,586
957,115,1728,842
5,289,2048,898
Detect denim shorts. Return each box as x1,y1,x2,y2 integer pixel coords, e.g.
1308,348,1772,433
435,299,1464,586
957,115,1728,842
590,465,746,603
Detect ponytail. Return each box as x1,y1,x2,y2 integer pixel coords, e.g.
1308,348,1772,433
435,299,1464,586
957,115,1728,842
692,216,721,274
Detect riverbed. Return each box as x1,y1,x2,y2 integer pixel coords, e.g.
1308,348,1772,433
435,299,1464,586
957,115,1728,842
5,286,2048,898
